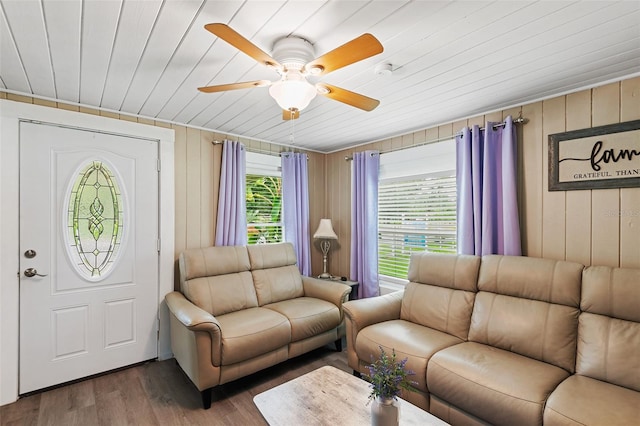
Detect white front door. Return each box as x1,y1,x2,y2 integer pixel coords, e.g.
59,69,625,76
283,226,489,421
19,121,159,393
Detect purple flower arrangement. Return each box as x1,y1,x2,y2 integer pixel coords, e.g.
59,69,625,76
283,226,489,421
364,346,418,402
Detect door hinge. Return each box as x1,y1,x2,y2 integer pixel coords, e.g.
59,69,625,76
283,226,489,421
157,318,161,341
157,239,161,253
157,158,161,172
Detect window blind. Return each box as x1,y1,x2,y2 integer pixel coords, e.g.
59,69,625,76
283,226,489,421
378,173,457,279
246,174,283,244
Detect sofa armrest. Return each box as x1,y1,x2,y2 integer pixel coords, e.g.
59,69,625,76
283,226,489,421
165,291,222,334
302,276,351,309
342,291,404,373
165,292,223,364
343,291,403,331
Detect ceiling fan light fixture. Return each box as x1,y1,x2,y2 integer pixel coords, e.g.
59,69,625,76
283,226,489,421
269,71,317,111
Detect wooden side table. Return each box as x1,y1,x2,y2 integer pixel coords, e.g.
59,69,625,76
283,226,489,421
326,277,359,300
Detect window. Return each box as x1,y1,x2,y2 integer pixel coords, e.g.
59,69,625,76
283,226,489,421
66,160,125,281
246,152,283,244
378,141,457,282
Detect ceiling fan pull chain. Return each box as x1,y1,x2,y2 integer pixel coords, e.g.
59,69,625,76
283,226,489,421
289,110,296,144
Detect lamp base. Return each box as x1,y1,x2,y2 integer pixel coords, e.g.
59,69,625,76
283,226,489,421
319,243,332,280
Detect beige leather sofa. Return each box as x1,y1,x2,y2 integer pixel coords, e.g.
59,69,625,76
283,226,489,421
165,242,351,409
343,253,640,425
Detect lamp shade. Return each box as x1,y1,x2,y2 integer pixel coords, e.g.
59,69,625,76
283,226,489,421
313,218,338,240
268,70,317,111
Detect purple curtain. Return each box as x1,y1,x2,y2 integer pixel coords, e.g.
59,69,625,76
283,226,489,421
281,152,311,276
215,140,247,246
350,151,380,298
456,115,521,256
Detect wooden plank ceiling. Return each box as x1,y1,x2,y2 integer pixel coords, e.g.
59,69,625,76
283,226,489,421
1,0,639,153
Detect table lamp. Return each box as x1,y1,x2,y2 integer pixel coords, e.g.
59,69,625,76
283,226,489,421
313,218,338,279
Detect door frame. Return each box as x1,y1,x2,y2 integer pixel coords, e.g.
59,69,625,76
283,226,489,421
0,99,175,405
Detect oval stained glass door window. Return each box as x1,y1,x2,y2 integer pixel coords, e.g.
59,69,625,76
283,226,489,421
66,160,125,280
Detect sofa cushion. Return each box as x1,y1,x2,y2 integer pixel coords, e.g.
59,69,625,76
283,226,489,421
247,243,305,305
251,265,305,305
577,265,640,392
471,255,583,373
577,313,640,392
264,297,341,342
402,282,476,340
400,252,479,341
469,292,579,372
544,375,640,425
581,265,640,322
180,245,250,280
183,272,259,316
216,307,290,365
428,342,570,426
179,246,258,316
407,252,480,292
247,242,298,269
356,319,464,392
478,255,583,307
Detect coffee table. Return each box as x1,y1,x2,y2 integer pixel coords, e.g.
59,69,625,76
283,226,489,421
253,365,449,425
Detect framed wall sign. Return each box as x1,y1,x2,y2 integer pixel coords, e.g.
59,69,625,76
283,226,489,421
548,119,640,191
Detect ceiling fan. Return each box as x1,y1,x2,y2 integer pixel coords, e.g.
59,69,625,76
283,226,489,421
198,24,384,120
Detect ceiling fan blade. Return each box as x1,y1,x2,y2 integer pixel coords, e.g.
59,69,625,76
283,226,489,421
302,33,383,76
205,23,282,70
282,109,300,120
198,80,271,93
317,84,380,111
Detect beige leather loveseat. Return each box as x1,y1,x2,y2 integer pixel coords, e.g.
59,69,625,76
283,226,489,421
165,242,351,409
343,253,640,425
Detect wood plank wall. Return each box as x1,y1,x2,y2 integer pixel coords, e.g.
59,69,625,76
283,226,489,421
4,74,639,280
164,129,327,285
324,76,640,277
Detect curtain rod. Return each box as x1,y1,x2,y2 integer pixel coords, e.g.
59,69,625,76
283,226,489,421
211,140,308,159
344,116,528,161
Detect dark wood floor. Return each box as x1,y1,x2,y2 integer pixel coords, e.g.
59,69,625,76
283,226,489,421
1,340,351,426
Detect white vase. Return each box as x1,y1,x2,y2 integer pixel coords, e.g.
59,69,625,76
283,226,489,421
371,396,399,426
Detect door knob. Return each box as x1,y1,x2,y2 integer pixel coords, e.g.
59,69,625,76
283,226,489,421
24,268,47,278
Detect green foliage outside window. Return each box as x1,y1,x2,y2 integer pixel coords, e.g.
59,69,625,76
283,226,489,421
246,174,283,244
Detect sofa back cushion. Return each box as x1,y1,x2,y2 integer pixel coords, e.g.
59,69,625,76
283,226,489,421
179,246,258,316
577,266,640,391
401,253,480,340
477,255,583,306
469,255,584,372
248,242,304,305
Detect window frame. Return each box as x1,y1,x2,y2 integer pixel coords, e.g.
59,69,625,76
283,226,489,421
377,140,457,285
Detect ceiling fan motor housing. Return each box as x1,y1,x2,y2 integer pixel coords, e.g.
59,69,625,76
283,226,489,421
271,37,315,72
